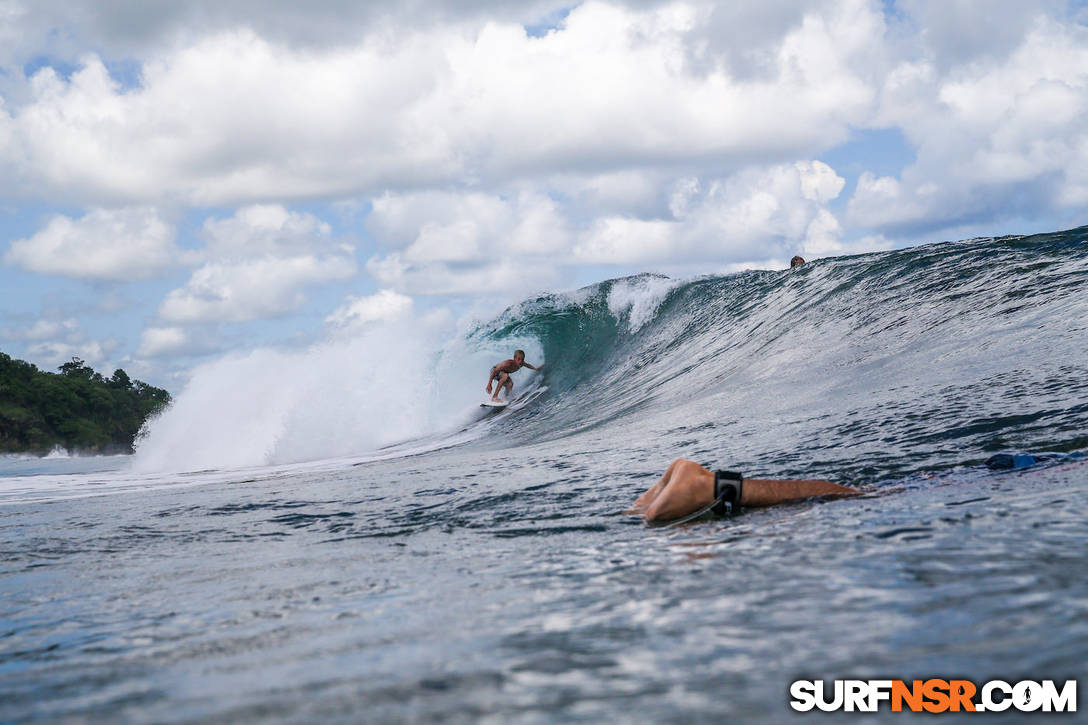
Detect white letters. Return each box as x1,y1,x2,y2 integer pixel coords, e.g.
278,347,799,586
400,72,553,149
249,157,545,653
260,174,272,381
844,680,868,712
982,680,1012,712
815,680,844,712
791,678,1077,713
868,680,893,711
789,680,816,712
1040,680,1076,712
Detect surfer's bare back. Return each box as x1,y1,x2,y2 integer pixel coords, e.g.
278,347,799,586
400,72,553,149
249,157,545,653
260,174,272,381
486,349,541,402
629,459,858,523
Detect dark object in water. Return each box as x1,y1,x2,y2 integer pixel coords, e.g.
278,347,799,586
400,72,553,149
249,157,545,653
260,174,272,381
986,451,1085,469
986,453,1038,469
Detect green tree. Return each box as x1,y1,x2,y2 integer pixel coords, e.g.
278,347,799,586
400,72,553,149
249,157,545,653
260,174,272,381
109,368,133,390
0,351,172,454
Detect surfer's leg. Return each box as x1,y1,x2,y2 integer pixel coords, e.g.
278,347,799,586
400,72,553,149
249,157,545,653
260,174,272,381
491,372,509,401
643,460,715,522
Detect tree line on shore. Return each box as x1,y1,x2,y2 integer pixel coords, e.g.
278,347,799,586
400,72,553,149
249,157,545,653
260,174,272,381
0,352,171,455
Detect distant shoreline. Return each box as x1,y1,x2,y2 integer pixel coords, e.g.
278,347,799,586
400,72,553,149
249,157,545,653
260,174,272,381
0,352,171,456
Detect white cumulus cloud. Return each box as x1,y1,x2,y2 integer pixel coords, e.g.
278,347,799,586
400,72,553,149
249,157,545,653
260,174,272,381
160,255,355,324
849,14,1088,234
0,317,78,341
326,289,414,331
158,205,356,323
364,160,853,290
136,326,189,358
27,339,107,368
4,207,178,281
575,162,849,265
0,2,884,207
366,190,571,294
5,315,118,371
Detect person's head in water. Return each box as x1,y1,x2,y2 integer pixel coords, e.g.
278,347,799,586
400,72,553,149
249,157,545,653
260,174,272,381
514,350,525,363
790,255,805,268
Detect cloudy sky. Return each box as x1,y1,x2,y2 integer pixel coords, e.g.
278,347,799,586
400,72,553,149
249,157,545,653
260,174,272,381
1,0,1086,388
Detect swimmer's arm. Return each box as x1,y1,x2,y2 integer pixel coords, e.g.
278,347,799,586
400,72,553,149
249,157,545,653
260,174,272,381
521,362,541,371
741,478,859,507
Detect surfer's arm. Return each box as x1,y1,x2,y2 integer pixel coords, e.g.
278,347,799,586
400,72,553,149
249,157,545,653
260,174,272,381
634,459,858,522
741,478,857,506
521,362,540,371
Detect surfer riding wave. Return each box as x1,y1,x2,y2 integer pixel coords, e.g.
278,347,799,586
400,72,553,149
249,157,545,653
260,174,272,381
486,350,541,402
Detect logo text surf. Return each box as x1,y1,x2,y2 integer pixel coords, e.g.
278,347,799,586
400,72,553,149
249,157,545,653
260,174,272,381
789,679,1077,713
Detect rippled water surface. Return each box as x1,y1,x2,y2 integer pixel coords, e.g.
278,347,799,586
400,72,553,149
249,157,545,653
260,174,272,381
4,445,1087,723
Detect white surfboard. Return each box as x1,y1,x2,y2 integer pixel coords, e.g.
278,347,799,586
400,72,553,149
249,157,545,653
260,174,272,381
480,399,509,408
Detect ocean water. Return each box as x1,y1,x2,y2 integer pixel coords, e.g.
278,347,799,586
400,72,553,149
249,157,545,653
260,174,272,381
2,227,1087,722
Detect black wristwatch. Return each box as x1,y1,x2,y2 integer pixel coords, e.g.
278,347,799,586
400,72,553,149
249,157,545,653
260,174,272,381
712,470,744,515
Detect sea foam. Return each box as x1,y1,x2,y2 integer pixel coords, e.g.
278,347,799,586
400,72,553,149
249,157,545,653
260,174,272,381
132,314,541,472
